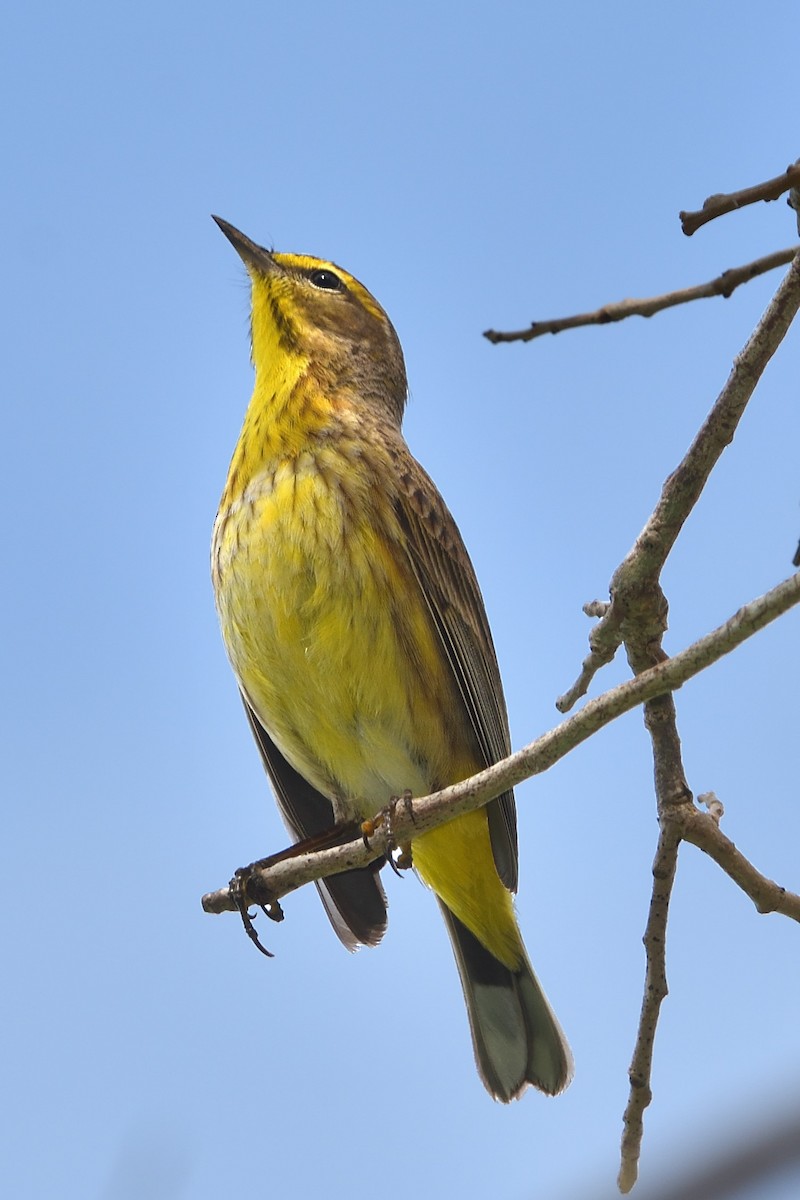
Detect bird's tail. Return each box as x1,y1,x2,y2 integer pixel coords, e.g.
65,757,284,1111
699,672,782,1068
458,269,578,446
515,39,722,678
439,902,573,1101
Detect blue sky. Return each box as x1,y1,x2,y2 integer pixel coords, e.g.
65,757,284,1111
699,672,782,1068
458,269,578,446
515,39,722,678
3,3,799,1198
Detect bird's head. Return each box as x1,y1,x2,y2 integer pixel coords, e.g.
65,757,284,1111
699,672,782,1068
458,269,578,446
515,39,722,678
213,217,408,424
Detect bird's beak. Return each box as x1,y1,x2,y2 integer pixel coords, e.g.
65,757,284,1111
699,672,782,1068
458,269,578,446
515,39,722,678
212,216,281,276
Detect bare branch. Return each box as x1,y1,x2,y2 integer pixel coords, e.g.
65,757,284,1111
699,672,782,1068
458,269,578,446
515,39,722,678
483,249,797,345
558,248,800,711
613,630,791,1192
616,673,692,1192
618,783,800,1197
618,826,680,1194
201,571,800,918
623,1102,800,1200
680,160,800,236
537,248,800,1191
616,597,800,1195
679,806,800,920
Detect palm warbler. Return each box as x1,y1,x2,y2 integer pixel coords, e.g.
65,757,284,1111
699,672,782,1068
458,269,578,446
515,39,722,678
211,217,572,1100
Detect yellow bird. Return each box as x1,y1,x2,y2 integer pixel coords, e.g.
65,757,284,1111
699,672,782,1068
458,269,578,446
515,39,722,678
211,217,572,1100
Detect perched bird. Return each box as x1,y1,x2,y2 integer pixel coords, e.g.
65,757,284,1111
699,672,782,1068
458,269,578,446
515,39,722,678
211,217,572,1101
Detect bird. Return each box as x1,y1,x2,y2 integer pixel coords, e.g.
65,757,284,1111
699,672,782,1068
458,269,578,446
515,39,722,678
210,216,572,1101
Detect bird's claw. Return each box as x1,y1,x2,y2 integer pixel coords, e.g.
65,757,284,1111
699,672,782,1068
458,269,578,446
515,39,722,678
230,865,284,958
361,790,414,875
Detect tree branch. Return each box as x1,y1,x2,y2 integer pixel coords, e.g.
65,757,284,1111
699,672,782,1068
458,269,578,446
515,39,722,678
679,807,800,919
530,246,800,1192
201,571,800,919
618,826,680,1194
623,1102,800,1200
614,569,800,1194
558,247,800,713
483,249,797,345
680,160,800,236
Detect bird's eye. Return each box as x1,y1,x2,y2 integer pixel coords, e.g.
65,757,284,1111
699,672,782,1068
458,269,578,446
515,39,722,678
308,268,344,292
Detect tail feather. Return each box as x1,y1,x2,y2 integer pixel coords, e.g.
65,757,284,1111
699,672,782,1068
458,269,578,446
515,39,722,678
316,864,387,950
440,904,572,1101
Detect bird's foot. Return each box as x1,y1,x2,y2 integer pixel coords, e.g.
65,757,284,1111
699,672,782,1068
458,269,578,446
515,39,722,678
229,820,369,956
361,790,415,876
230,861,285,958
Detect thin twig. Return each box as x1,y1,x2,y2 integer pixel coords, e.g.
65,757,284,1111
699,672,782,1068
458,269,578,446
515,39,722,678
617,683,800,1193
615,670,693,1192
483,249,797,344
558,248,800,713
619,1101,800,1200
680,160,800,236
201,572,800,917
618,826,680,1194
679,807,800,919
615,653,800,1188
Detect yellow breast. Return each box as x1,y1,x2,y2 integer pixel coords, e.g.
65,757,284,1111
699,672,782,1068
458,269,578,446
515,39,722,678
212,439,464,816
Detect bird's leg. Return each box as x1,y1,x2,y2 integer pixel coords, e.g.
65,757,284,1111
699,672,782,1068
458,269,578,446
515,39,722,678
361,790,415,875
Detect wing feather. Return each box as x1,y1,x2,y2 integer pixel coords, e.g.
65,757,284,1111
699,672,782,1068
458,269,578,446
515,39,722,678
392,450,519,890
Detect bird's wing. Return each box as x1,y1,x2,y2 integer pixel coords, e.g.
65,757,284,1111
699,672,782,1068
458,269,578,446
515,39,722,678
241,693,388,949
393,450,518,891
